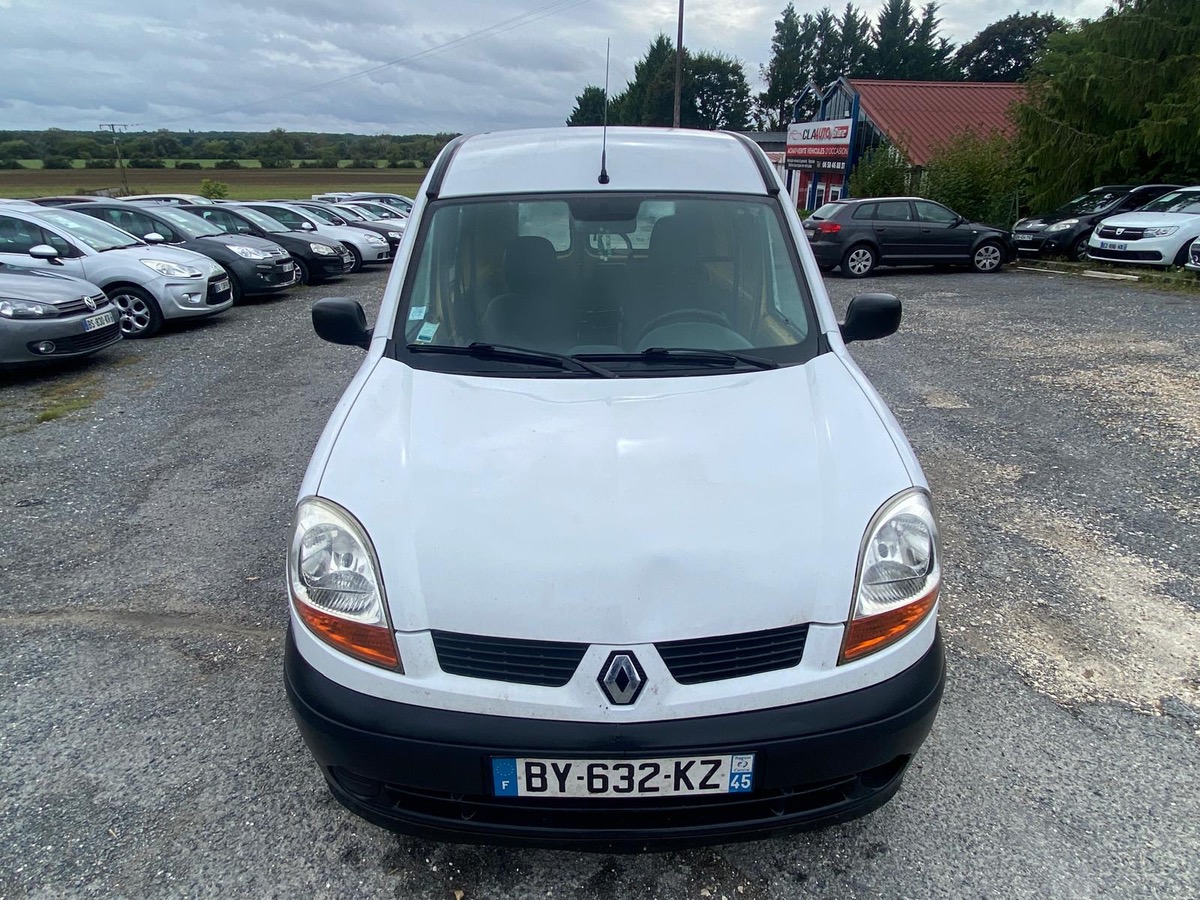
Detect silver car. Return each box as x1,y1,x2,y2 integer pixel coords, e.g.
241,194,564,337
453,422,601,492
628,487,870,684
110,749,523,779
0,263,121,366
0,207,233,338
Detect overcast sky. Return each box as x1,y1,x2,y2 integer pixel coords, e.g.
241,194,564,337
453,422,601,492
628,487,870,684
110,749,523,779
0,0,1109,134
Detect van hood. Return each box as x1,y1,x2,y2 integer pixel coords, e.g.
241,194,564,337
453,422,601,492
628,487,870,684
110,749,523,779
314,355,915,643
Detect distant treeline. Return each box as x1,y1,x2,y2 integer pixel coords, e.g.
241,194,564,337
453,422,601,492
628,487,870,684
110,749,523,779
0,128,458,168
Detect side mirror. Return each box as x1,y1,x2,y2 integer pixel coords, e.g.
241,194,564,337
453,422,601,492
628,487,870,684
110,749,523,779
29,244,62,263
840,293,901,343
312,297,371,349
299,221,316,232
331,217,346,226
144,232,167,244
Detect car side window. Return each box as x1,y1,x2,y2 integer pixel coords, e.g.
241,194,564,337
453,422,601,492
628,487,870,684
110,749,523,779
200,209,244,234
38,226,77,257
914,201,958,225
851,203,877,220
104,208,158,240
0,215,43,253
261,207,304,229
874,201,913,222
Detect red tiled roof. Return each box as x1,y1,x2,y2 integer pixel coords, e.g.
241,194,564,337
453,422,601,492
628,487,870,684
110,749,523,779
848,79,1026,167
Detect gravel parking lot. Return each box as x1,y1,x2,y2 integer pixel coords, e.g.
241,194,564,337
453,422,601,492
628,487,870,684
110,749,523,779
2,265,1197,899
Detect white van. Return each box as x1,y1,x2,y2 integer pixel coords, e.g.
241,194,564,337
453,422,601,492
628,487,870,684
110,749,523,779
285,128,945,848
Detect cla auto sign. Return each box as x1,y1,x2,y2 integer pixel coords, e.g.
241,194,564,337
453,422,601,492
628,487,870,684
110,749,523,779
787,118,853,171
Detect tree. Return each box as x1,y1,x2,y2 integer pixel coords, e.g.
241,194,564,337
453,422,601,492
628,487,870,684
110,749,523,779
611,35,679,126
756,4,813,130
922,131,1019,227
1016,0,1200,209
568,86,608,126
199,178,230,200
956,13,1069,82
867,0,956,80
835,3,872,77
849,142,911,196
688,52,752,130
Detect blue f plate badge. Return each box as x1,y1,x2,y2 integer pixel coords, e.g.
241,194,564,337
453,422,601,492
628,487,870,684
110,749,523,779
492,753,755,798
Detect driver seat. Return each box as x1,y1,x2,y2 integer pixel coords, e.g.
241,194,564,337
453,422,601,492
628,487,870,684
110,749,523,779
482,236,575,350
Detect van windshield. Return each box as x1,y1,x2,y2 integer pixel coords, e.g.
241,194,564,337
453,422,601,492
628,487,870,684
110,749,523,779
395,193,819,376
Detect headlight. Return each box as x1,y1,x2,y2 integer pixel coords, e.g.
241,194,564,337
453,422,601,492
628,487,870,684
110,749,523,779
288,497,400,669
1046,219,1078,232
229,245,272,260
1145,226,1178,237
310,243,337,256
0,297,58,318
840,489,940,664
141,259,202,278
364,234,387,245
387,231,403,240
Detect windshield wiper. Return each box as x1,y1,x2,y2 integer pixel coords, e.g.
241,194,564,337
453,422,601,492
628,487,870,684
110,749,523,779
579,347,780,370
407,341,616,378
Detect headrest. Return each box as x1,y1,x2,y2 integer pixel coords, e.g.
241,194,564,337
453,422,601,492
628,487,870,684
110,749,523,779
504,236,557,294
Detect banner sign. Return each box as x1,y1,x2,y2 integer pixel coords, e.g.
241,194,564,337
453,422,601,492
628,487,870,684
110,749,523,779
786,118,853,170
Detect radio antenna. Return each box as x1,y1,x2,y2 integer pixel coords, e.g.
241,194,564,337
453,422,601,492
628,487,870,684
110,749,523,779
598,38,611,185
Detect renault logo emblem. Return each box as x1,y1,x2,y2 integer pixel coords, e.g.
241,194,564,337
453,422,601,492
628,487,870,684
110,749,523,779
598,652,645,705
83,295,97,310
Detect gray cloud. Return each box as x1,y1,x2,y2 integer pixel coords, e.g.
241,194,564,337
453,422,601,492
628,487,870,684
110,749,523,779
0,0,1112,133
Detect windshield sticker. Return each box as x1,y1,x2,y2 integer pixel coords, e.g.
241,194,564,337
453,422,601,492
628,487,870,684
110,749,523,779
415,321,439,344
408,305,427,321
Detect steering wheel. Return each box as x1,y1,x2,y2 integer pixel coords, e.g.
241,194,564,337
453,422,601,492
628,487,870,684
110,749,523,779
638,308,730,343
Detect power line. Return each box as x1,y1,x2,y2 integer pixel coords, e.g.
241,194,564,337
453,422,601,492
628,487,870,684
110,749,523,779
153,0,591,127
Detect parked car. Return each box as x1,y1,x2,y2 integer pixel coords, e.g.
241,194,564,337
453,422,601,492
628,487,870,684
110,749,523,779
65,202,297,302
0,262,121,366
30,196,110,207
1186,238,1200,273
242,202,390,271
313,191,414,214
180,204,353,285
284,201,405,253
0,207,232,338
122,193,216,205
1087,186,1200,267
806,197,1014,277
342,199,407,222
1012,184,1181,261
286,127,945,848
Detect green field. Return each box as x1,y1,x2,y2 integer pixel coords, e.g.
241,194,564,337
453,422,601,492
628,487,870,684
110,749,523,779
0,166,427,200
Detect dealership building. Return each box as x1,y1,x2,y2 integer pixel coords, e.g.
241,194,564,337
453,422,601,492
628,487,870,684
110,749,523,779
760,78,1025,210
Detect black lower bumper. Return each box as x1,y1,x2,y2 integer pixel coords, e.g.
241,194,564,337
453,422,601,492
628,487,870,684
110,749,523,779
285,628,945,849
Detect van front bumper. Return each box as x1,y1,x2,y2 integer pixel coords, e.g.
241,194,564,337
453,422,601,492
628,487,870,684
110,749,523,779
285,628,945,850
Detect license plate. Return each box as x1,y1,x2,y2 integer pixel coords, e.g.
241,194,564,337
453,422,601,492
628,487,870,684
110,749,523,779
281,261,294,271
83,311,115,332
214,279,231,293
492,753,754,798
1100,241,1127,251
1014,233,1034,241
806,228,817,238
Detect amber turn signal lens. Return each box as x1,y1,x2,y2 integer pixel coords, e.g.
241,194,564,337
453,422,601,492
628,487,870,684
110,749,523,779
839,587,939,664
294,598,402,670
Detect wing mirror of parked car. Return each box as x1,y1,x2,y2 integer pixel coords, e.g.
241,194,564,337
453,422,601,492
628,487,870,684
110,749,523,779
312,297,371,349
840,293,901,343
300,221,316,232
28,244,63,264
143,232,167,244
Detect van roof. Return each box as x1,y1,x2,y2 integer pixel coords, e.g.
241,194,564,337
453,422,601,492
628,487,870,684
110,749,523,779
435,127,772,199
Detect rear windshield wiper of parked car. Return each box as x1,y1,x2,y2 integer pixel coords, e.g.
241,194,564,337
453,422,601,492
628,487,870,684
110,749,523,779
578,347,780,370
407,341,617,378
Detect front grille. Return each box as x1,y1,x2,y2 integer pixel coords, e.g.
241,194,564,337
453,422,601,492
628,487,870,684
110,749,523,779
334,755,908,835
30,321,121,354
1088,247,1163,262
656,624,809,684
431,631,588,687
55,294,109,315
206,276,232,305
1096,225,1146,240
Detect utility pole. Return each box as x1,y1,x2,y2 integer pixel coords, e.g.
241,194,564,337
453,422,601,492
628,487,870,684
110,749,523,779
672,0,684,128
99,123,135,196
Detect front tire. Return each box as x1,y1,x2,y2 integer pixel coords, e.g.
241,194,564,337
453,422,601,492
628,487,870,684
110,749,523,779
972,241,1005,274
1069,234,1090,262
294,257,312,286
841,244,877,278
346,246,363,273
229,274,244,304
107,285,164,339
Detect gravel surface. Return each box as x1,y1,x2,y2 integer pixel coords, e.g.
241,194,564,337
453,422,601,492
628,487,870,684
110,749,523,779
1,265,1197,899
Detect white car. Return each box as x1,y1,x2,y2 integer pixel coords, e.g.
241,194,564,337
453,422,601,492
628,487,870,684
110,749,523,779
0,207,232,337
1087,186,1200,267
243,202,390,271
285,127,945,848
